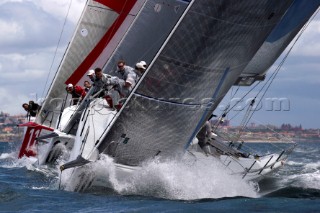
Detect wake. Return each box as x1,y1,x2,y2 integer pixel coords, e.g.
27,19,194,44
60,154,259,200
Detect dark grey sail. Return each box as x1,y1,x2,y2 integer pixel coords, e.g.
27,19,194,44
235,0,320,86
95,0,295,166
61,0,186,135
103,0,191,72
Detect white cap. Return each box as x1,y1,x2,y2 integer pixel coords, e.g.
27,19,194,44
140,61,147,67
135,62,146,70
67,83,73,88
87,69,95,76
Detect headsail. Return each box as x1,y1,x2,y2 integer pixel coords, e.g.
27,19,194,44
91,0,295,166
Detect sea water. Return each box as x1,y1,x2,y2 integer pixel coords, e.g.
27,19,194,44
0,141,319,212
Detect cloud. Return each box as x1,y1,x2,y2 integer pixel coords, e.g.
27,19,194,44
0,0,85,115
37,0,86,23
291,17,320,57
0,2,62,53
0,52,61,81
0,0,86,54
0,87,31,116
268,60,320,86
0,20,25,44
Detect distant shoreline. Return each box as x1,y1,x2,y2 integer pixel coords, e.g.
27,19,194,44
0,141,18,143
1,139,320,143
240,139,320,143
241,140,293,143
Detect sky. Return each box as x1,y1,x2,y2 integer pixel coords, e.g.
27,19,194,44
0,0,319,129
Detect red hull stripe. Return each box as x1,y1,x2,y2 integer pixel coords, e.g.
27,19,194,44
18,124,54,158
65,0,137,85
18,122,54,131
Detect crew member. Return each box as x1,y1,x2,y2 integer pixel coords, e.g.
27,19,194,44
22,100,40,117
66,83,86,105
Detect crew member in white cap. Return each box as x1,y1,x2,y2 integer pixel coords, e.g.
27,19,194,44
134,62,146,82
66,83,86,105
139,61,147,69
87,69,95,82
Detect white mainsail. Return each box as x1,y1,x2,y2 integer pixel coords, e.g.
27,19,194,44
37,0,141,128
18,0,144,159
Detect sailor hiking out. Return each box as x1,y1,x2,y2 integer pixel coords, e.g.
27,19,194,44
113,60,136,97
22,100,40,117
92,67,124,109
66,84,86,105
89,60,147,109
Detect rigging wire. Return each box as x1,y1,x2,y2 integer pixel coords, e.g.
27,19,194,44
223,7,320,153
242,6,320,131
41,0,74,99
212,81,261,130
213,7,320,154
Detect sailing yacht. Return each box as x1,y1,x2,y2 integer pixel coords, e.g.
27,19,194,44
18,0,320,191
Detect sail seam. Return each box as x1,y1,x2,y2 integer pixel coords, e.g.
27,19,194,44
134,93,202,107
88,4,137,16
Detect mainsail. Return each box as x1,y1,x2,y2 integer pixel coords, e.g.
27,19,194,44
87,0,296,166
36,0,140,128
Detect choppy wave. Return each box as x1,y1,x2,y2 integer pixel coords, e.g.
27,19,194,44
286,160,305,166
0,152,16,160
0,154,37,169
2,141,320,202
294,144,319,154
304,161,320,170
60,154,259,200
265,186,320,199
